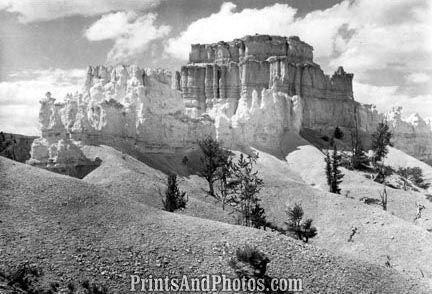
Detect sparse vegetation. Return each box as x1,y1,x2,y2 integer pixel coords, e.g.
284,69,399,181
285,203,317,243
379,186,388,211
333,126,344,140
1,263,110,294
321,135,330,142
181,155,189,165
214,154,234,210
371,121,392,164
374,165,394,184
161,174,188,212
348,226,358,242
397,167,430,190
229,244,270,280
349,121,370,170
0,131,17,160
325,144,344,194
229,152,266,228
198,136,231,196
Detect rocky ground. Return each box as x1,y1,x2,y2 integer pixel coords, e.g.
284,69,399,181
1,145,431,293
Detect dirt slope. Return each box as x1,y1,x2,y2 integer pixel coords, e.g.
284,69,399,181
285,144,432,284
0,155,429,293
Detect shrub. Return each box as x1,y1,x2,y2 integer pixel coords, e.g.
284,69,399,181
321,135,330,142
2,264,110,294
397,167,430,190
285,203,317,243
228,245,269,279
162,174,188,212
5,263,44,294
374,165,394,184
333,126,344,139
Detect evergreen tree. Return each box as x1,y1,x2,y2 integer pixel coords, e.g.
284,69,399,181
331,144,344,194
325,145,344,194
350,129,369,170
371,121,392,163
350,107,370,170
198,136,230,196
325,151,332,187
162,174,188,212
285,203,317,243
215,154,235,210
333,126,344,139
230,152,265,228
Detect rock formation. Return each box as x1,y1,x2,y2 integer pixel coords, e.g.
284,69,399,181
28,66,214,175
386,107,432,165
28,34,432,172
0,132,37,163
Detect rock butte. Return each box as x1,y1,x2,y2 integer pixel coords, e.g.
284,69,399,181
27,34,432,173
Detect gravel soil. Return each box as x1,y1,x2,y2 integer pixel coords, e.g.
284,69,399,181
0,150,430,293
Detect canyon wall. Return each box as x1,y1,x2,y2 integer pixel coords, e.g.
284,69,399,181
387,107,432,165
28,34,432,170
27,66,214,174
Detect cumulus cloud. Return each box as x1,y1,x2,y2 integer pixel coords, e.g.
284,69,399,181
84,11,171,64
354,81,432,119
165,2,298,60
0,0,162,23
166,0,431,72
0,69,85,135
405,72,431,84
165,0,431,119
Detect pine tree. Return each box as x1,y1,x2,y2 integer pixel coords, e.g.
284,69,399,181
325,145,344,193
285,203,317,243
371,121,392,164
325,151,332,187
333,126,344,139
350,129,369,170
198,136,230,197
162,174,188,212
350,107,370,170
230,152,265,228
215,155,234,210
330,144,344,194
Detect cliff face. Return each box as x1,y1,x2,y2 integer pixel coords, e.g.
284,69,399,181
387,107,432,165
28,34,432,171
28,66,214,175
0,132,37,163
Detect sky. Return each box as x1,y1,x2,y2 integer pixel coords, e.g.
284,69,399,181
0,0,431,135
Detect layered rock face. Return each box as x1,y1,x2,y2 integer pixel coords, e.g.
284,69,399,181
28,66,214,176
28,34,432,170
387,107,432,165
180,35,383,153
0,132,37,163
180,35,354,119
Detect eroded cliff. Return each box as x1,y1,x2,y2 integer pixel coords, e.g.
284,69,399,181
28,34,432,172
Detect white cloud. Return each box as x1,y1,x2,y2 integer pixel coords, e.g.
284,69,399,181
0,0,162,23
0,68,85,135
165,0,432,121
165,2,298,60
166,0,432,74
354,81,432,119
85,12,171,64
405,72,431,84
